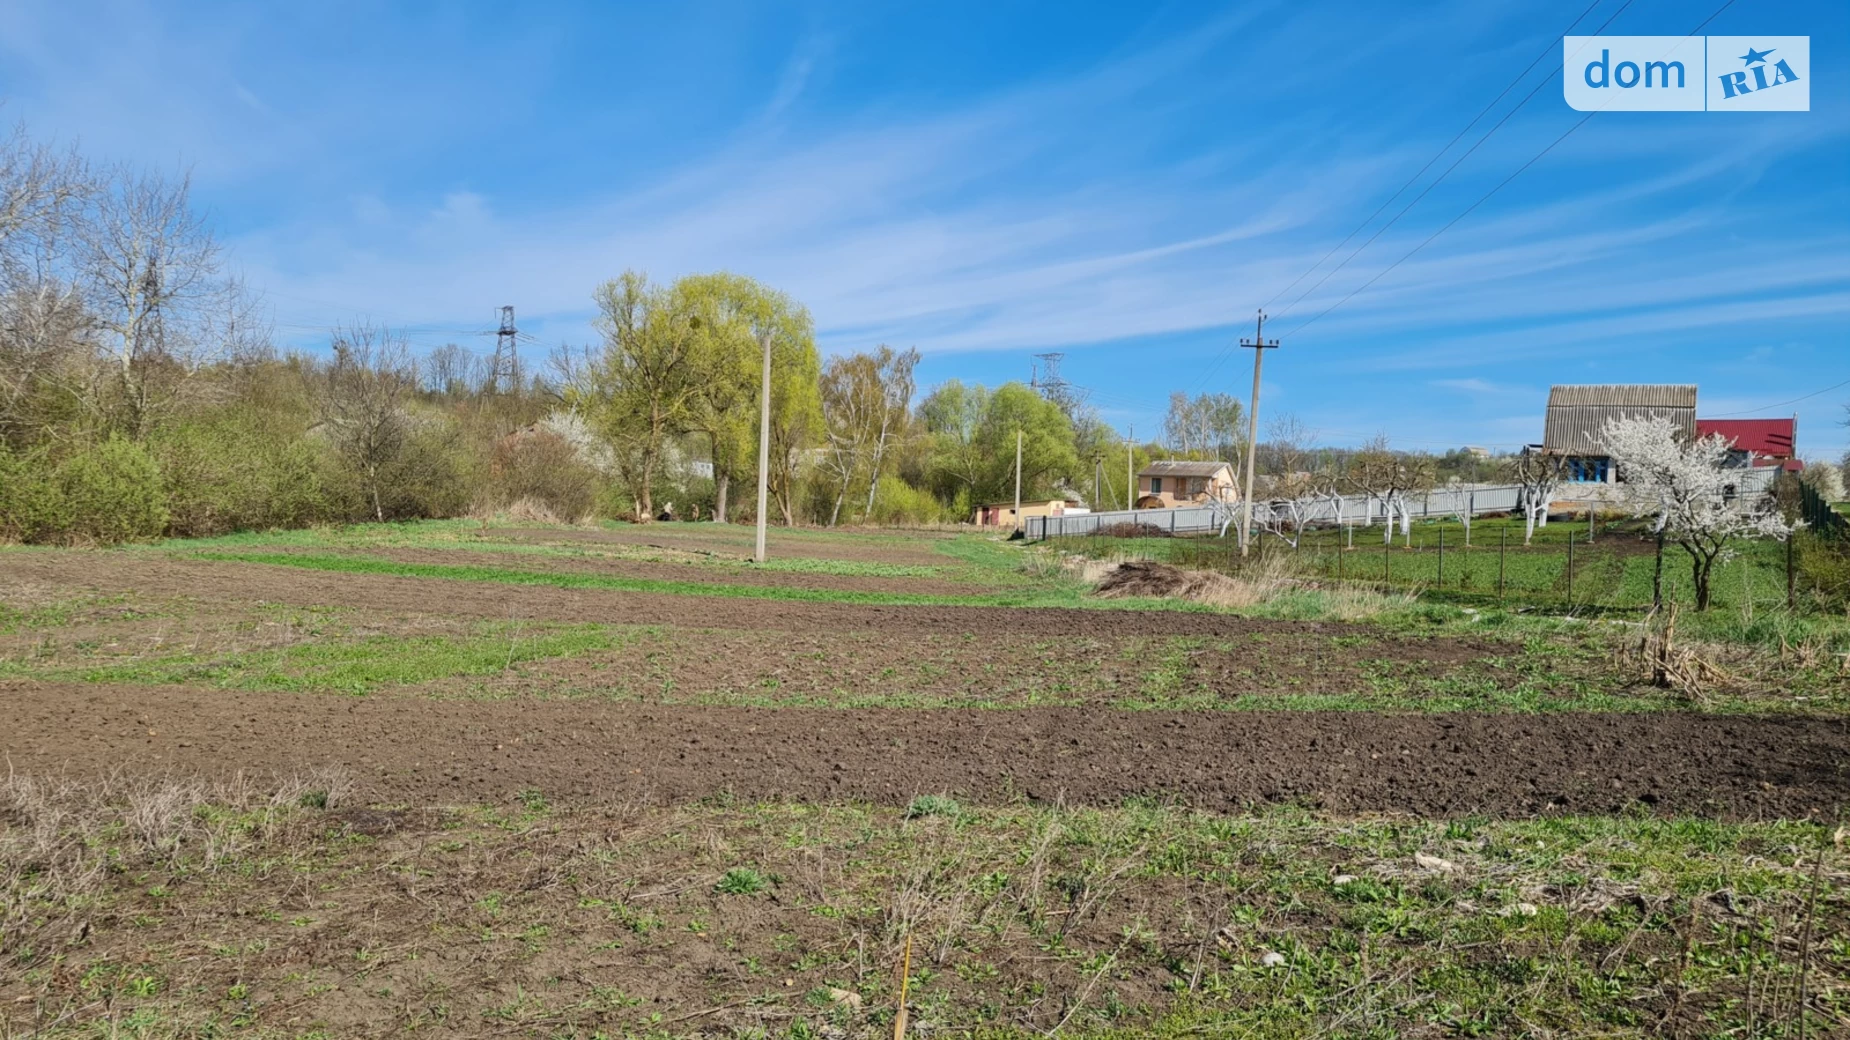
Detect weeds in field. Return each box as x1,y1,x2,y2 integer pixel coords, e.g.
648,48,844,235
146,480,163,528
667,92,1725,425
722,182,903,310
3,788,1843,1037
905,795,964,820
716,867,771,896
1,769,349,960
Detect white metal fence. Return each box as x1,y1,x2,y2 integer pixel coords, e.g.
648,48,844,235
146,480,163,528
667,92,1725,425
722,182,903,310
1024,469,1784,540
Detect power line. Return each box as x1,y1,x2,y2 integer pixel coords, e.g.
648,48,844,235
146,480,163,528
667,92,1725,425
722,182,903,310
1704,378,1850,417
1188,0,1627,396
1280,0,1738,339
1268,0,1637,328
1260,0,1612,320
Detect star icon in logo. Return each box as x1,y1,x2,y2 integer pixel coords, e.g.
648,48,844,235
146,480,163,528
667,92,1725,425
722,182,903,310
1739,46,1775,66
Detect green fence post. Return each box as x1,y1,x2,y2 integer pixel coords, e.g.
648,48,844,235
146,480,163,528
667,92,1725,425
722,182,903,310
1438,529,1444,586
1787,533,1795,610
1566,530,1574,605
1498,526,1506,602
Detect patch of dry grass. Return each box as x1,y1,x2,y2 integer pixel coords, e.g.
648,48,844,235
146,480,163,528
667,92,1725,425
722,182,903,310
1092,556,1422,619
2,792,1841,1037
0,768,352,955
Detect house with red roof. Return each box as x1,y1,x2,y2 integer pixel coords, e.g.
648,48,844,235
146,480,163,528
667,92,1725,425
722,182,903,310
1694,417,1802,472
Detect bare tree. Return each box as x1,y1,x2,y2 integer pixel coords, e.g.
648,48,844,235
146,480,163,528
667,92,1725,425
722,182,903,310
0,279,91,443
819,352,880,527
1346,435,1432,545
0,124,93,443
423,344,485,398
75,167,222,438
1255,416,1319,547
320,325,415,523
0,123,89,268
1311,453,1350,531
1259,414,1314,477
1443,476,1474,545
1512,449,1565,545
1257,471,1318,548
862,346,919,520
1163,391,1245,469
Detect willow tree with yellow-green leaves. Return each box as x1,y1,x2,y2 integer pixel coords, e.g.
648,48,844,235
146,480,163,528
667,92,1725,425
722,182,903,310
568,270,820,522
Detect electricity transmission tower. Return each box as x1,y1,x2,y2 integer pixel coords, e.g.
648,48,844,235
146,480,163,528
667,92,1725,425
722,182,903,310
489,305,520,393
1030,352,1088,419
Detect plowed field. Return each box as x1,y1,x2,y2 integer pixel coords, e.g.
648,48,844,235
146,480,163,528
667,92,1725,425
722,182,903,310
3,521,1845,1037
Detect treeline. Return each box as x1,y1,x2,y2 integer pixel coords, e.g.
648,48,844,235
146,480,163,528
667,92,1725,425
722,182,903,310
0,110,1504,545
8,125,1842,546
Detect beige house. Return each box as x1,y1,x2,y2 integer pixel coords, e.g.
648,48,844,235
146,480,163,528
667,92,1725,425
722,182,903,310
1534,384,1697,507
1136,460,1239,509
972,497,1087,528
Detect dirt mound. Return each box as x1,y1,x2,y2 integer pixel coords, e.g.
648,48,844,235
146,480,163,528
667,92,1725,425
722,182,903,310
1095,560,1232,599
1094,521,1173,538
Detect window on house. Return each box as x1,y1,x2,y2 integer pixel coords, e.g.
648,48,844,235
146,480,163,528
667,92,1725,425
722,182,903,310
1150,477,1162,494
1568,457,1608,483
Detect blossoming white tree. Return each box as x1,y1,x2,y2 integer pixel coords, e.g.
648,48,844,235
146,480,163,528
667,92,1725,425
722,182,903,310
1801,459,1845,503
1601,415,1797,611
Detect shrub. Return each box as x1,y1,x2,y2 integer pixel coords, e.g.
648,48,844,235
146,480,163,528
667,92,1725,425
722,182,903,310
868,474,954,525
152,418,345,536
1795,531,1850,611
54,436,167,544
487,428,600,521
0,445,67,542
374,414,474,521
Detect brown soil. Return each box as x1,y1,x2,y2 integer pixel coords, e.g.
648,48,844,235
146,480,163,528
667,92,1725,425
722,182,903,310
1094,521,1173,538
7,680,1844,819
1095,560,1229,598
429,625,1515,709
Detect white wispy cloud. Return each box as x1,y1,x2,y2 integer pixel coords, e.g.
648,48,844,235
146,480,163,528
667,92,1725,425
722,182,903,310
4,0,1845,457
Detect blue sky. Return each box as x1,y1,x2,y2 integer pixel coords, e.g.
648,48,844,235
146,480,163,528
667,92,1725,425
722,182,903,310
3,0,1846,456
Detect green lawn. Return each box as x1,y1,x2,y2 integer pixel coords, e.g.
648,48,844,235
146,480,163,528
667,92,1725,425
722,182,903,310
0,610,659,696
1052,516,1850,652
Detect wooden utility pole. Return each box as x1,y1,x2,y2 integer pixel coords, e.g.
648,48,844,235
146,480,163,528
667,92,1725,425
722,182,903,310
1237,311,1279,557
754,330,772,563
1013,429,1023,533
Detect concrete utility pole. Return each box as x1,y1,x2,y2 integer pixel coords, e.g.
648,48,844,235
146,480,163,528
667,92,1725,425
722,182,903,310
1092,454,1102,510
1237,310,1279,558
1126,424,1134,510
754,330,772,563
1013,429,1023,533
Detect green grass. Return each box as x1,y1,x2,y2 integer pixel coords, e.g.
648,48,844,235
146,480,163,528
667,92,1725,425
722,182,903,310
177,548,1174,612
1052,517,1850,651
1,618,654,695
